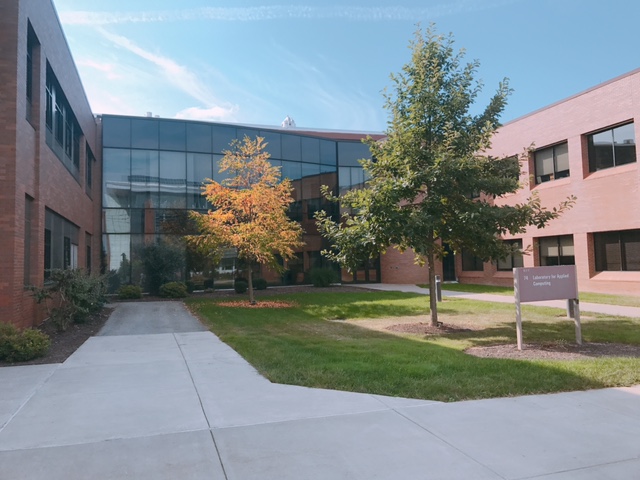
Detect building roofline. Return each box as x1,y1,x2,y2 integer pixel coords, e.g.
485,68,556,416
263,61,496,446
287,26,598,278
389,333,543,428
502,67,640,126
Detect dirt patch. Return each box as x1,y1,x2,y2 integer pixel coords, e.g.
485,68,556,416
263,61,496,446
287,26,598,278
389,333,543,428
386,322,473,335
0,307,113,367
216,300,297,308
465,342,640,361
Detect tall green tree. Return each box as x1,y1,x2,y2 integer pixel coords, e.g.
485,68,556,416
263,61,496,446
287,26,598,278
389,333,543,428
190,136,304,304
317,26,574,326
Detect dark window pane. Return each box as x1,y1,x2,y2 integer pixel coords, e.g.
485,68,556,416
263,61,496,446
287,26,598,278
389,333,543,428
212,125,236,153
102,117,131,148
282,134,301,161
159,121,186,150
320,140,337,165
622,230,640,271
187,153,213,209
159,152,186,208
301,137,320,163
338,141,371,167
260,131,282,158
104,209,132,234
186,123,212,153
131,150,159,208
131,119,159,149
282,160,302,180
613,123,636,166
103,149,131,208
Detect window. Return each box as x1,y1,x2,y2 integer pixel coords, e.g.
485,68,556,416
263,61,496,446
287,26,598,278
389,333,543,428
594,230,640,271
44,209,80,278
534,143,569,184
26,23,39,122
588,123,636,172
461,249,484,271
86,233,92,273
497,239,523,271
86,144,95,192
45,64,83,176
539,235,574,266
24,196,33,285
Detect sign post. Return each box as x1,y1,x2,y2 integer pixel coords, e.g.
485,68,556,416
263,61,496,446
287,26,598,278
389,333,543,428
513,265,580,350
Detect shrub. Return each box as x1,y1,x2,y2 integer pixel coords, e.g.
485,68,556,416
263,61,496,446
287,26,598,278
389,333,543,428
159,282,188,298
142,243,184,295
31,269,108,331
118,284,142,300
185,281,196,293
308,267,339,288
0,327,50,362
234,280,248,294
203,278,214,289
253,278,268,290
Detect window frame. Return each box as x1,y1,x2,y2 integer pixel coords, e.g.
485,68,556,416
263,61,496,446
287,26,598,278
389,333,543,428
534,142,569,184
497,239,524,271
587,122,636,172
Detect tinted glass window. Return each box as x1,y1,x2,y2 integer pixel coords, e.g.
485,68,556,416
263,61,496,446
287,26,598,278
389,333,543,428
131,119,159,149
260,130,282,158
320,140,337,165
282,135,301,161
103,148,131,208
130,150,159,208
102,117,131,148
159,121,186,150
186,123,212,152
301,137,320,163
159,152,186,208
212,126,236,153
338,141,370,166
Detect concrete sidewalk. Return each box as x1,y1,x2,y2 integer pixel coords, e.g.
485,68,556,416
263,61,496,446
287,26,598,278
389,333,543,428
1,301,640,479
353,283,640,318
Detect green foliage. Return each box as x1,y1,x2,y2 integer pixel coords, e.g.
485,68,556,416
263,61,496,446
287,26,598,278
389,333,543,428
142,243,185,295
117,284,143,300
308,267,339,287
234,279,248,294
31,269,107,331
159,282,189,298
316,25,574,326
0,326,50,362
204,278,215,289
253,278,268,290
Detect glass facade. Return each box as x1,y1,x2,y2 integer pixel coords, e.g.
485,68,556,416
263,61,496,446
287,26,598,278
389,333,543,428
101,115,377,291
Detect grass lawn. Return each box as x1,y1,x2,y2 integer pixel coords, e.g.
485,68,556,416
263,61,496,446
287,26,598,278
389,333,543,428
421,283,640,307
187,291,640,402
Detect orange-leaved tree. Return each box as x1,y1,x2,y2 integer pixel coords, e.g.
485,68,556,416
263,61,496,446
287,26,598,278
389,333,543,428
190,136,303,304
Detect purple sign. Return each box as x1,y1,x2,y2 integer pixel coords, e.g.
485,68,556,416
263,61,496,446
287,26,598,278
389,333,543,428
514,265,578,302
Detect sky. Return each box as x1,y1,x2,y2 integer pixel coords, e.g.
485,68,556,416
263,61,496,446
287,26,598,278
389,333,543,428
53,0,640,133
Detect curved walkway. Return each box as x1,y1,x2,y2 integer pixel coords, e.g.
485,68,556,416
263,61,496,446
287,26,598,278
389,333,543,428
0,300,639,479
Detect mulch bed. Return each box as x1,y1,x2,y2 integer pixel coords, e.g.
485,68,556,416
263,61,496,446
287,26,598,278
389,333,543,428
465,342,640,361
386,322,473,335
0,307,113,367
216,300,297,308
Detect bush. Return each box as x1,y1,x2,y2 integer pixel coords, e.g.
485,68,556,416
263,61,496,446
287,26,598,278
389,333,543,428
118,284,142,300
234,280,248,294
185,281,196,293
142,243,185,295
308,267,339,288
0,326,50,362
159,282,188,298
203,278,214,289
253,278,268,290
31,269,108,331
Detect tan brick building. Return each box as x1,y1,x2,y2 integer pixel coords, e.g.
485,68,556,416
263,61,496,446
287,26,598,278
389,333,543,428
0,0,101,328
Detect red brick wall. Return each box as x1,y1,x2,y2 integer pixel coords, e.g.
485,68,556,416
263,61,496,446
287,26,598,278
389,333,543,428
0,0,102,328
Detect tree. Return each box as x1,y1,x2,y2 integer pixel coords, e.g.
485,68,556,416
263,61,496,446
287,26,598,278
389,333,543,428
316,25,574,326
190,136,304,303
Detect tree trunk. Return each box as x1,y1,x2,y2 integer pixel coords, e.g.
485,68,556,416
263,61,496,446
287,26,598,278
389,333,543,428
247,266,256,305
427,250,439,327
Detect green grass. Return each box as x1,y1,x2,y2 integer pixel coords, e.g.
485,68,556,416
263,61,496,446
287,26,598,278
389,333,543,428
187,291,640,402
421,283,640,307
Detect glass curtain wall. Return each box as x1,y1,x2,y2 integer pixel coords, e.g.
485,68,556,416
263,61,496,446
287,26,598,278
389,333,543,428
101,115,376,291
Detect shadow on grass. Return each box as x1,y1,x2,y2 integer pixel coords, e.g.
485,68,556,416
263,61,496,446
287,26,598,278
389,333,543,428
445,318,640,348
186,295,635,402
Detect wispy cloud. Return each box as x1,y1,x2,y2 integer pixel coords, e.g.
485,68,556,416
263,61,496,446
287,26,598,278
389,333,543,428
60,1,520,26
95,28,238,121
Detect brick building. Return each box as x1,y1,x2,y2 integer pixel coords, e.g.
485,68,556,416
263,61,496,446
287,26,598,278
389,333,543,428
1,0,638,329
0,0,101,328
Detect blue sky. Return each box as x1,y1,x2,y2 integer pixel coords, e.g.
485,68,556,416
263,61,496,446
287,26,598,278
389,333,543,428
53,0,640,132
